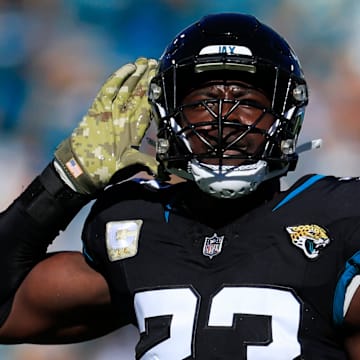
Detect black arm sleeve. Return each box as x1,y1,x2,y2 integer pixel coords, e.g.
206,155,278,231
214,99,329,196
0,161,91,325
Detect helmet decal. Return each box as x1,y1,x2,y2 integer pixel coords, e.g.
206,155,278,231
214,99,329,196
199,45,252,56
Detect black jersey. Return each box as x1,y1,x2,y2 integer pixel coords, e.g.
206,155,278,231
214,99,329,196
82,174,360,359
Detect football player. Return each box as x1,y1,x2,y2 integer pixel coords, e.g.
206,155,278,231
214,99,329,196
0,12,360,359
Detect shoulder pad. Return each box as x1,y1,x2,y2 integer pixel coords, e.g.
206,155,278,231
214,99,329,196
130,177,173,191
89,178,182,215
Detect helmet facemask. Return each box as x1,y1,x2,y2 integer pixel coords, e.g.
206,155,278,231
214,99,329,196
149,13,309,199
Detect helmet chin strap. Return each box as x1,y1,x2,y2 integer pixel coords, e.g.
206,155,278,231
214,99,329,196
189,160,274,199
186,138,323,199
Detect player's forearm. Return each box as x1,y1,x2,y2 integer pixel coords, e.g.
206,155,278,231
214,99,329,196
0,161,91,326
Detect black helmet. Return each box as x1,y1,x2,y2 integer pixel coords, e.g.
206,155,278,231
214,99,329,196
149,13,310,199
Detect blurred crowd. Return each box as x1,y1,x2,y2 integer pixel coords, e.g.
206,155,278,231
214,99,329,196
1,0,360,358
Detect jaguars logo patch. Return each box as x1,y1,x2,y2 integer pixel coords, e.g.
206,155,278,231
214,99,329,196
106,220,143,261
286,224,330,259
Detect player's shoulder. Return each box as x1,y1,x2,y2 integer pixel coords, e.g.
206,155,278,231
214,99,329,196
287,173,360,194
273,173,360,212
82,178,186,269
87,177,184,217
103,177,173,199
291,173,360,188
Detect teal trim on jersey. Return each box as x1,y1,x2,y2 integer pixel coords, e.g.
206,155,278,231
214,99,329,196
82,245,94,263
333,251,360,326
164,204,172,223
272,174,326,211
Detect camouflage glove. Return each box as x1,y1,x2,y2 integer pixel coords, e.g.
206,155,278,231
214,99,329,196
54,57,158,195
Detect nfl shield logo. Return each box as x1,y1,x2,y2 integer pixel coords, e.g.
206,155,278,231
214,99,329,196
203,233,224,259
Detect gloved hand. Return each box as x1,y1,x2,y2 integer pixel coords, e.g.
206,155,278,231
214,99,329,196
54,57,158,195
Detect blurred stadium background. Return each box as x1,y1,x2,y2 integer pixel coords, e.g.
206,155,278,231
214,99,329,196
1,0,360,358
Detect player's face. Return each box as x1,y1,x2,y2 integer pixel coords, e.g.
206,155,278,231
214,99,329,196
179,81,275,166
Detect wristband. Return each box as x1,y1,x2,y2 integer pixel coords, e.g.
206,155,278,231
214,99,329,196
20,162,91,236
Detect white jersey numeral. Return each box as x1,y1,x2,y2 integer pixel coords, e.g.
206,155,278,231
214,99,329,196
134,286,301,359
209,287,301,359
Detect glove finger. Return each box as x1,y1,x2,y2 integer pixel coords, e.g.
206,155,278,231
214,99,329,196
131,58,157,99
110,58,155,148
145,58,158,80
115,57,150,104
95,63,137,104
82,61,140,127
123,58,158,144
